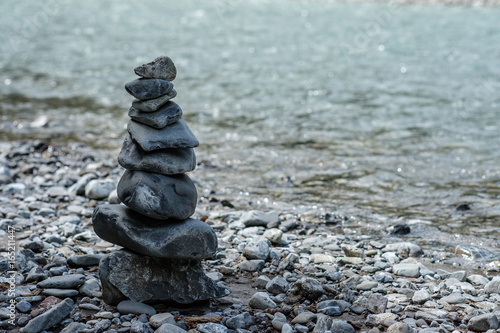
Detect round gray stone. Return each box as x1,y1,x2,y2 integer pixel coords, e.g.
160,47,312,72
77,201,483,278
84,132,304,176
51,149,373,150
117,170,197,220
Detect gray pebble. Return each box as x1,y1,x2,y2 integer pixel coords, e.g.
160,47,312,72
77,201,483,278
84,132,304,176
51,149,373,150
117,300,156,316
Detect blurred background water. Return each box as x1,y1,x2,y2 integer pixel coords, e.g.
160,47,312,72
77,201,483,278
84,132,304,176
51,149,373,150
1,0,499,260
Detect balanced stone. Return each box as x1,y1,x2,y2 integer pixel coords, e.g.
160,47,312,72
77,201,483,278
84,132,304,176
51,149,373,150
132,89,177,112
117,170,197,220
93,204,217,259
99,250,230,305
118,135,196,175
128,101,182,129
125,79,173,100
128,119,199,151
134,56,177,81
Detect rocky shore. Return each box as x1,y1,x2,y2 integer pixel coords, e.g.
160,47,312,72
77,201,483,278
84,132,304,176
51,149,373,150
0,140,499,333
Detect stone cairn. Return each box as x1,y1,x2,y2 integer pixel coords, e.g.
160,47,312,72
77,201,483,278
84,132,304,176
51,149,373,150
93,56,230,305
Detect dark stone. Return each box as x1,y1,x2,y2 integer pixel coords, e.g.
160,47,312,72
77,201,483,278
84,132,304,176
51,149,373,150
388,223,411,235
92,204,217,259
20,298,74,333
125,79,173,101
456,203,471,211
99,250,230,305
117,170,197,220
132,90,177,112
42,289,79,298
67,254,105,268
117,300,156,315
128,102,182,129
37,274,85,289
134,56,177,81
118,135,196,175
128,119,199,151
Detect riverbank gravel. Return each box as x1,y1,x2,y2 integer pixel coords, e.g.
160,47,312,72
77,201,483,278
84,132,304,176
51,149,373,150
0,140,499,332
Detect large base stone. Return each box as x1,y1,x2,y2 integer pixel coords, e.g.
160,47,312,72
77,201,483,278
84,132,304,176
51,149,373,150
99,250,230,305
93,204,217,259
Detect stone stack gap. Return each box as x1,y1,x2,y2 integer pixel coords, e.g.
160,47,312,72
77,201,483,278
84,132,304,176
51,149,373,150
93,56,230,305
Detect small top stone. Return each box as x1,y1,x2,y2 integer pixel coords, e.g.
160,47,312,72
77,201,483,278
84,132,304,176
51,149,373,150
134,56,177,81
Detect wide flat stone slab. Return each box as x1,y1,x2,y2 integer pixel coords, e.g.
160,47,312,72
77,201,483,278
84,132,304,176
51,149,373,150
128,101,182,129
117,170,197,220
92,204,217,259
125,79,173,100
132,89,177,112
100,250,229,305
128,119,199,151
118,135,196,175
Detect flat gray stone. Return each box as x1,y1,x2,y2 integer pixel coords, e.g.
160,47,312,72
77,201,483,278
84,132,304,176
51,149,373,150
197,323,228,333
249,292,277,309
238,260,265,272
68,254,104,268
37,274,85,289
155,323,188,333
330,320,355,333
117,300,156,316
240,210,279,227
128,101,182,129
131,89,177,112
117,170,197,220
118,135,195,175
20,298,74,333
393,263,420,277
128,119,199,151
92,204,217,259
149,313,176,329
42,289,79,298
125,78,173,100
134,56,177,81
99,250,230,305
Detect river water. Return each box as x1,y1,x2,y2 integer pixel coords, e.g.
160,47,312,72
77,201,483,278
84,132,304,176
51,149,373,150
1,1,499,263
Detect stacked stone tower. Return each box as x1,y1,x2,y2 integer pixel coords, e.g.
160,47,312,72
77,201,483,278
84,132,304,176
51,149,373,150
93,56,229,305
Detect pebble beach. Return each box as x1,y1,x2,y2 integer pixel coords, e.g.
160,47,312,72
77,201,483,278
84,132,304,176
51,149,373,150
0,140,499,333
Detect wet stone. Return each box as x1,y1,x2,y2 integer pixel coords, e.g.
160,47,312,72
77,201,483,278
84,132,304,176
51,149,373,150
128,101,182,129
117,170,197,220
125,78,173,100
93,204,217,260
128,119,199,151
118,135,195,175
